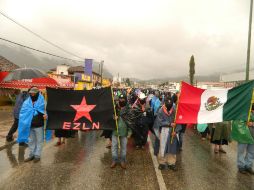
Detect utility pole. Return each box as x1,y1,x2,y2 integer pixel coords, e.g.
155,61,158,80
246,0,253,81
100,60,104,85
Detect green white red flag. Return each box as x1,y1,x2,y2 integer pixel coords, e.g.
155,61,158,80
175,81,254,124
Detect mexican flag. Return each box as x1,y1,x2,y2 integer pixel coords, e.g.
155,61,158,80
175,80,254,124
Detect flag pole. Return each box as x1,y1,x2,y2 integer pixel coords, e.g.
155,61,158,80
171,81,182,144
43,90,47,141
111,86,120,148
248,89,254,121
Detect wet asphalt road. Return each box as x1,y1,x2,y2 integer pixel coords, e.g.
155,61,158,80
160,129,254,190
0,131,159,190
0,129,254,190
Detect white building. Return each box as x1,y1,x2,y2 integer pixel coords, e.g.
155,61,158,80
56,64,70,75
113,76,122,83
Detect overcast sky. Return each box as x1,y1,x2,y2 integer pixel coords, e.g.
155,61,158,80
0,0,253,79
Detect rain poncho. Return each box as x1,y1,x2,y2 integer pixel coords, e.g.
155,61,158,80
17,93,45,143
153,106,181,156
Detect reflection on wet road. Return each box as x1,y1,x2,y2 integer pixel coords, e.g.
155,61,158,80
0,129,253,190
0,131,159,190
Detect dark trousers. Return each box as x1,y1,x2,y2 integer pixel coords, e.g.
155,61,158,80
133,125,149,147
6,118,19,141
154,137,160,156
201,127,210,138
153,116,160,156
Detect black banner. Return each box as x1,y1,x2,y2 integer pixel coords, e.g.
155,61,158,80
46,87,116,131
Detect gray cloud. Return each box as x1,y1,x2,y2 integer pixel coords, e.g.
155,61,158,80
0,0,253,79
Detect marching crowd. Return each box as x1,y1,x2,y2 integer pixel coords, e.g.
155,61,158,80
105,88,254,175
4,86,254,175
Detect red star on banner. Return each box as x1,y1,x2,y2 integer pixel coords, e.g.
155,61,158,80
70,96,96,122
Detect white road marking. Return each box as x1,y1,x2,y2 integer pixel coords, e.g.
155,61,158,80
147,135,167,190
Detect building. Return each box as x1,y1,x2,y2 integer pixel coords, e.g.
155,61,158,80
55,64,70,75
47,73,74,88
68,66,102,90
48,64,74,88
0,56,19,72
197,81,234,89
0,56,20,105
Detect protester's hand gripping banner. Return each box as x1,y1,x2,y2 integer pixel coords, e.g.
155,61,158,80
46,87,116,131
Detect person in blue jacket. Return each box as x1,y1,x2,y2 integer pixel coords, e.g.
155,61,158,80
17,87,47,163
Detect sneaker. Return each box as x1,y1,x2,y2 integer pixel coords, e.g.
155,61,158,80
245,167,254,175
120,162,127,169
168,164,176,171
238,168,247,174
55,142,61,146
24,156,34,162
158,164,167,170
34,158,41,163
110,162,117,169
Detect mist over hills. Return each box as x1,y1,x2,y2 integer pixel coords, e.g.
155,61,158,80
1,43,248,83
0,43,113,78
125,74,220,84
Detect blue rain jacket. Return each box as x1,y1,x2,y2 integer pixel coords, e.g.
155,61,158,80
17,94,45,143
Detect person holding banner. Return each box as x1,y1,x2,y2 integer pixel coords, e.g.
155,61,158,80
111,94,131,169
153,97,180,171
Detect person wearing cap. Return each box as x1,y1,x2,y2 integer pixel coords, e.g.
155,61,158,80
111,94,131,169
17,87,47,163
6,89,29,145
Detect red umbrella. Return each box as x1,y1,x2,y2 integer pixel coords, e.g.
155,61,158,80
0,77,59,89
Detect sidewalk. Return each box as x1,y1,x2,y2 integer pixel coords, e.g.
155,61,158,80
0,106,15,150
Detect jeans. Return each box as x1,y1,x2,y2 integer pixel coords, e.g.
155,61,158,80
111,135,127,162
237,143,254,169
28,127,44,158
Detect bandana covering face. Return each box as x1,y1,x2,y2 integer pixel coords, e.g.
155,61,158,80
30,92,39,102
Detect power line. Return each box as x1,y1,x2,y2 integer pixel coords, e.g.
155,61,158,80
0,37,83,63
0,10,84,60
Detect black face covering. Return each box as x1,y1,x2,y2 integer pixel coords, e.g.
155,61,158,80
165,100,173,111
30,92,39,102
139,99,146,105
119,101,127,107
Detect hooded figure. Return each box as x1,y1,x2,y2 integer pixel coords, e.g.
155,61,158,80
131,92,150,149
153,97,181,171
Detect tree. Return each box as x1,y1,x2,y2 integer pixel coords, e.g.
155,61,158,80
125,78,131,86
189,55,195,85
